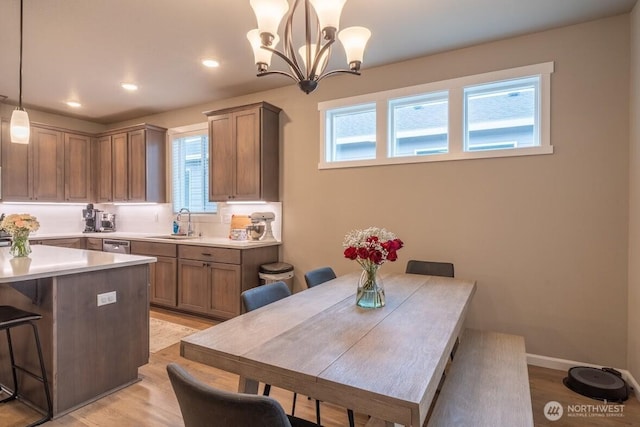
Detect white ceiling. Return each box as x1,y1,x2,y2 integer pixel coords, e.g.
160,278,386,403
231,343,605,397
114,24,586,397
0,0,636,124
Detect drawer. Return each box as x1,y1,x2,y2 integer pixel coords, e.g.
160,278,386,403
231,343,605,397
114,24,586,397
178,245,240,264
131,240,177,257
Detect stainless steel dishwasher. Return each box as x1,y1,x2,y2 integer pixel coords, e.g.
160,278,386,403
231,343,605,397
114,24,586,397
102,239,131,254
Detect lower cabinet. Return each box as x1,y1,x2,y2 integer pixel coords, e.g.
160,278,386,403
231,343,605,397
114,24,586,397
31,237,85,249
177,244,278,320
86,237,103,251
131,241,178,307
177,258,241,319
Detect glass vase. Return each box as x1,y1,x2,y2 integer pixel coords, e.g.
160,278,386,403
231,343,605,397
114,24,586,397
10,230,31,258
356,265,385,308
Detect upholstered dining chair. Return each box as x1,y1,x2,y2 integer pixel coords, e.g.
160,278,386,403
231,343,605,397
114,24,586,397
166,363,319,427
304,267,337,288
405,260,454,278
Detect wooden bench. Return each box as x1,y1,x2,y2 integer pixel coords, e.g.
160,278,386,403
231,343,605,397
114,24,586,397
428,328,533,427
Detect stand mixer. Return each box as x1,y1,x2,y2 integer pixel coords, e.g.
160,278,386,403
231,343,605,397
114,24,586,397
248,212,276,241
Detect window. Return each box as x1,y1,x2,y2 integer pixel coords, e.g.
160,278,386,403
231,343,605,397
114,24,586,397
389,91,448,157
464,77,538,152
318,62,553,169
325,103,376,162
170,125,217,213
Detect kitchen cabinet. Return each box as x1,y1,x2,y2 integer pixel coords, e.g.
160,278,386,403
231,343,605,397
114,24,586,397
95,135,113,202
96,124,167,203
178,246,242,318
31,238,85,249
64,132,92,202
131,241,177,307
176,244,278,320
204,102,280,202
1,122,91,202
86,237,103,251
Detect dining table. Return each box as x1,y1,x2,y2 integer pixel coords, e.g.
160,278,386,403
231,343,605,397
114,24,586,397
181,272,476,427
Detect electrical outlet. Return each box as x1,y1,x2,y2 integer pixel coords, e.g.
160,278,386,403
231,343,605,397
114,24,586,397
97,291,117,306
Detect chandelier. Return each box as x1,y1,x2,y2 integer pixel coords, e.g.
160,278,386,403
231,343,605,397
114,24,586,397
10,0,30,144
247,0,371,94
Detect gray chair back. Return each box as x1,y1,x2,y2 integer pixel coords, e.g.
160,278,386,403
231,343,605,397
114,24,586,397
304,267,337,288
241,281,291,312
167,363,292,427
405,260,454,277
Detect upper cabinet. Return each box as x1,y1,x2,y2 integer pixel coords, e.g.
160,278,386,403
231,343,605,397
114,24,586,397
64,132,92,202
96,124,167,203
204,102,281,202
1,122,88,202
0,121,166,204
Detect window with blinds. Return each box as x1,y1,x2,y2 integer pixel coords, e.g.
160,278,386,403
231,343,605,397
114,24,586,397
171,127,217,213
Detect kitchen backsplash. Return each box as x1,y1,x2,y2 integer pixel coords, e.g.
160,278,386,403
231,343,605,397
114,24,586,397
0,202,282,240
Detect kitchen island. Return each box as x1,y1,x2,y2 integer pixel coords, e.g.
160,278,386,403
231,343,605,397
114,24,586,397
0,245,155,418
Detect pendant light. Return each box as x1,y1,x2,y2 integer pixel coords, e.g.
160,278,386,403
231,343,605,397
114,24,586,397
10,0,30,144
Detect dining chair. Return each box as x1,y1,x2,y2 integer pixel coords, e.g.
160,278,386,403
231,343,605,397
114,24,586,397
405,260,454,278
405,260,458,360
304,267,337,288
166,363,319,427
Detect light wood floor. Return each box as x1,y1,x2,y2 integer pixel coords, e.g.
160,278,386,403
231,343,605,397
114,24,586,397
1,308,639,426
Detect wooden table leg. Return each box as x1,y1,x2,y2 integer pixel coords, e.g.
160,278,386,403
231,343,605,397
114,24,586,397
238,376,259,394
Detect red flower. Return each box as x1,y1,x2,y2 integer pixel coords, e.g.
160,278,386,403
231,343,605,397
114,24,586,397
344,246,358,260
369,250,383,264
387,250,398,262
357,247,370,259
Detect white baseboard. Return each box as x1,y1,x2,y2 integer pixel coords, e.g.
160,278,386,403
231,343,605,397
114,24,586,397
527,353,640,403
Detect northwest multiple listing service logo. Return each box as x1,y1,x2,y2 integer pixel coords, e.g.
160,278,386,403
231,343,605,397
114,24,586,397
544,400,625,421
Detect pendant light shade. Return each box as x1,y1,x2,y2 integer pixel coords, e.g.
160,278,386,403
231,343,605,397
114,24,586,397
10,109,30,144
11,0,30,144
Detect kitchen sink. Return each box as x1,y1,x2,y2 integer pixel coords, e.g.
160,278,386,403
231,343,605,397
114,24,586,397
149,234,199,240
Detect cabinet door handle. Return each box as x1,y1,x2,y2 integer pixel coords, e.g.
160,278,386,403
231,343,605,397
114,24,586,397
201,253,212,257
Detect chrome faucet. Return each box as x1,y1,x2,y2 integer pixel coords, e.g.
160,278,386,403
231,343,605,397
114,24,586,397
178,208,193,236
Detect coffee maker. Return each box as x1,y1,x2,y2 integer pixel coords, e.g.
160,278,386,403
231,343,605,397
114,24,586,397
82,204,100,233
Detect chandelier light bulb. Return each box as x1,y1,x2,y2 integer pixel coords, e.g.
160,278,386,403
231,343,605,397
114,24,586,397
309,0,347,39
249,0,289,44
247,29,279,71
338,26,371,70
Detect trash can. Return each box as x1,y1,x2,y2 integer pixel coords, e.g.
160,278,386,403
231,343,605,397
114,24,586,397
259,262,294,292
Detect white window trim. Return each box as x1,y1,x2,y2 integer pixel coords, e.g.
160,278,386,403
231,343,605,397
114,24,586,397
318,62,554,169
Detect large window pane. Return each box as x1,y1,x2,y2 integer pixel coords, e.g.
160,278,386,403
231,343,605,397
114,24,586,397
464,76,539,152
326,103,376,162
172,132,217,213
389,91,448,157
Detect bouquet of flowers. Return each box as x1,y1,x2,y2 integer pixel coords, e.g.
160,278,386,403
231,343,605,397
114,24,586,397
1,213,40,235
343,226,404,268
343,227,403,308
1,214,40,257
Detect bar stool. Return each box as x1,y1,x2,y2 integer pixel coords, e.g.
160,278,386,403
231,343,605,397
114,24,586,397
0,305,52,427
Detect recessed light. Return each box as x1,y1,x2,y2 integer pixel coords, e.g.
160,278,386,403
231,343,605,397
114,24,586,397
121,82,138,91
202,59,220,68
66,101,82,108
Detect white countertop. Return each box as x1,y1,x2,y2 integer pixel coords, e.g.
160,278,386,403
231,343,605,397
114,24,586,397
0,245,156,283
30,232,281,249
